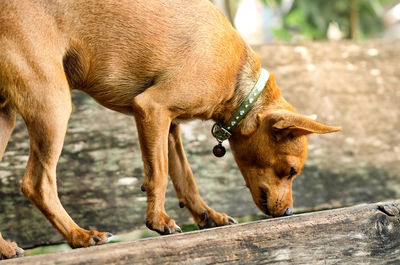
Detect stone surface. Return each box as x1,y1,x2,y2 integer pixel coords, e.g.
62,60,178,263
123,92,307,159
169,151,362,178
0,40,399,247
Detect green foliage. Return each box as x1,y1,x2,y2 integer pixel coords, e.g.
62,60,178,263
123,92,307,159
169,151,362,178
229,0,398,41
275,0,398,41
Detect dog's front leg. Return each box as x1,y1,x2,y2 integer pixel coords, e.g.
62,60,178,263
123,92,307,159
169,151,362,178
168,123,237,229
133,93,181,235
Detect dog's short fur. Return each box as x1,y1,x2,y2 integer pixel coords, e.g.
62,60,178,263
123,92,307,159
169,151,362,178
0,0,340,258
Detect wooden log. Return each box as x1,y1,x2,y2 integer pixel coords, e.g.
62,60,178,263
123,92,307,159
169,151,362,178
4,200,400,264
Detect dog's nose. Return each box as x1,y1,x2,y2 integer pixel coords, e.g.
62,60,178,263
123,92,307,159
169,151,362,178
283,207,293,216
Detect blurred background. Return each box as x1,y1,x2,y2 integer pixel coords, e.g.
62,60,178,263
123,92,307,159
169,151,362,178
213,0,400,43
0,0,399,256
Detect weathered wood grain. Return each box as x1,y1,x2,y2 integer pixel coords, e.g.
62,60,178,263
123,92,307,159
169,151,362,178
3,200,400,265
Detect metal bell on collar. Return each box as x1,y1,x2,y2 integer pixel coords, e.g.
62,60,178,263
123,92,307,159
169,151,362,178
211,124,229,157
213,141,226,157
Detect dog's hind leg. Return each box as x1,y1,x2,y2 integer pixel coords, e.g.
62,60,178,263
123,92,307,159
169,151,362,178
15,67,111,248
168,123,237,229
0,105,23,260
0,103,16,161
0,232,23,260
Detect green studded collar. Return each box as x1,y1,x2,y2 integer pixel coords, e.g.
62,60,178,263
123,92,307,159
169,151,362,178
212,68,270,142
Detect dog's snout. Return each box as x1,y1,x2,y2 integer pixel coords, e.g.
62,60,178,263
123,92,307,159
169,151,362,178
283,207,293,216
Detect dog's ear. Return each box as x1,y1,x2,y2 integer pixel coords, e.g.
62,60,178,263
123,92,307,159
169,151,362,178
269,110,341,138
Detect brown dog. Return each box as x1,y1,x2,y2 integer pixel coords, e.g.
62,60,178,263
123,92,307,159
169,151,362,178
0,0,340,258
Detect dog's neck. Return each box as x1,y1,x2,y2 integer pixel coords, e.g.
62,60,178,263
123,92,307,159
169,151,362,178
212,49,266,133
212,68,269,142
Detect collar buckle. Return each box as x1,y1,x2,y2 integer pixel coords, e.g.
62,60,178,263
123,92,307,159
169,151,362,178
211,123,232,142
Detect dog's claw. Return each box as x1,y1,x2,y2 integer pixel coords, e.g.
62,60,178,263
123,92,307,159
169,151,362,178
68,229,111,248
228,217,238,224
199,210,217,229
146,220,182,235
13,248,24,258
198,210,237,229
175,224,182,233
163,226,172,235
106,232,113,238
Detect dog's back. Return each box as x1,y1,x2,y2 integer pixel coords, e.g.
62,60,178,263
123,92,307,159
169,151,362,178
1,0,246,115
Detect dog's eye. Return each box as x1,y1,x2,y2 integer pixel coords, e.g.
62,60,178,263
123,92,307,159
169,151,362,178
276,167,297,179
289,167,297,177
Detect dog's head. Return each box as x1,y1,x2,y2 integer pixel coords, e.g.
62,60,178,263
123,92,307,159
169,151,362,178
229,75,340,217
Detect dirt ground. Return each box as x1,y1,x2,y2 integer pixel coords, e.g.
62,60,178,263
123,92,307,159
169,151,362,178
0,40,399,247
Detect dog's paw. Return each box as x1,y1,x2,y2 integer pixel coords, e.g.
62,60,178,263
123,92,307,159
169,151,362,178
0,241,24,260
68,228,113,248
197,210,238,229
145,213,182,235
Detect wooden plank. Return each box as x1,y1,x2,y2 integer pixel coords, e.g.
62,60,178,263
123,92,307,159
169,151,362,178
3,200,400,264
